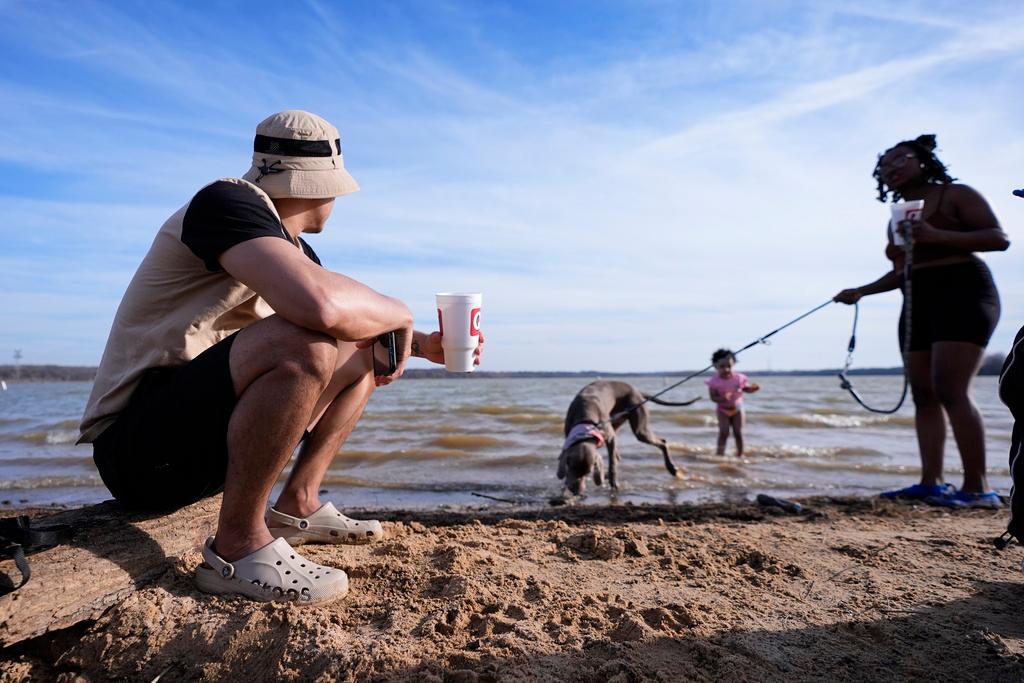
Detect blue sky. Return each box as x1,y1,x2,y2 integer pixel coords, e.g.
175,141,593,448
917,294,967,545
1,0,1023,372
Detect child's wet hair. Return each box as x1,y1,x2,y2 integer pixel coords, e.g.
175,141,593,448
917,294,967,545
711,348,735,365
873,133,956,203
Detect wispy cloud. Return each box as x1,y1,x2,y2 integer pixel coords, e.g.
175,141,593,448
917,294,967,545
645,14,1024,157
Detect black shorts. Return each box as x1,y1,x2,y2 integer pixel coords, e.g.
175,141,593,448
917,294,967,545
92,333,239,511
898,258,1000,352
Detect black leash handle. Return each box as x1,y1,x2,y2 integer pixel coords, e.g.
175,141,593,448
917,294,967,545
0,515,74,595
837,300,909,414
837,222,914,415
838,369,909,414
0,541,29,595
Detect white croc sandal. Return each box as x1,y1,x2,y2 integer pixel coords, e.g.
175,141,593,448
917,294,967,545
267,502,385,546
194,536,348,605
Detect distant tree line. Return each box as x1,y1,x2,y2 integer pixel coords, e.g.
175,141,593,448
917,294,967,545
980,352,1006,376
0,365,98,382
0,353,1008,382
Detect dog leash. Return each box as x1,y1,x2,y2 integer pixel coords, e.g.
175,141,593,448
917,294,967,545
836,302,909,414
605,298,836,425
837,220,914,414
0,515,74,595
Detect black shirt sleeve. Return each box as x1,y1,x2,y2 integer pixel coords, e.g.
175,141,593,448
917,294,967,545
181,181,292,271
298,237,322,266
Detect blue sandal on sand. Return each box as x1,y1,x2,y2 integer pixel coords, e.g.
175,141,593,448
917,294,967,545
925,490,1003,509
880,482,956,500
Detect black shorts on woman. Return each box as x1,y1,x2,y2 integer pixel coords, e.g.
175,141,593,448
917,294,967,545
898,256,1000,352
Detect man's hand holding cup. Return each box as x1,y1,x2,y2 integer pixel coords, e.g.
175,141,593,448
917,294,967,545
435,292,483,373
419,330,485,369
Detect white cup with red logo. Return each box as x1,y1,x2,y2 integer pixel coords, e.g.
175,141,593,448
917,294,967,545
435,292,482,372
890,199,925,246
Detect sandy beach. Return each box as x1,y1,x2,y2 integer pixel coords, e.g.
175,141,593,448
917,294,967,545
1,496,1022,682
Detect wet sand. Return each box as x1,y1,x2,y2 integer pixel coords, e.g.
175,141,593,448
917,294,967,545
2,497,1022,682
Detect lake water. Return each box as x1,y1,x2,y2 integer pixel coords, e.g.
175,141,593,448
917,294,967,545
0,375,1013,509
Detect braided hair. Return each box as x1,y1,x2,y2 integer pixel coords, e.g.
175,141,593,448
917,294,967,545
873,134,956,203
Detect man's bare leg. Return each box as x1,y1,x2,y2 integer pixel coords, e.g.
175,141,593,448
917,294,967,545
213,316,339,562
272,341,376,519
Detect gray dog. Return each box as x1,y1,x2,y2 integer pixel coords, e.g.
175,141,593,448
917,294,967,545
557,380,699,496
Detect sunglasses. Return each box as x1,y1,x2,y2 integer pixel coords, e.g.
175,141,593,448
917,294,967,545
879,152,917,170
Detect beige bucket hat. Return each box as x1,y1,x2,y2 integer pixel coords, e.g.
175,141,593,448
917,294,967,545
241,110,359,199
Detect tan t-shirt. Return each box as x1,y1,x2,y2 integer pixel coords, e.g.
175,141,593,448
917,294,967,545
79,178,320,443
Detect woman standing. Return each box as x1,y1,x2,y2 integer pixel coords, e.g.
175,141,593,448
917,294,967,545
835,134,1009,508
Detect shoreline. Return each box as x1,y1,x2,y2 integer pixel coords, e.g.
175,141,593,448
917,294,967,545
0,366,1005,383
2,495,1021,681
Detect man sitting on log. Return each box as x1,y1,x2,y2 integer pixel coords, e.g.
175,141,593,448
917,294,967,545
78,110,482,606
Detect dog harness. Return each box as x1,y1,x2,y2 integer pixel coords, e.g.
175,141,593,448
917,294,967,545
563,422,606,450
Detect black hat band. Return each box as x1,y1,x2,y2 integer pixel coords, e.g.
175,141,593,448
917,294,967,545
253,134,341,158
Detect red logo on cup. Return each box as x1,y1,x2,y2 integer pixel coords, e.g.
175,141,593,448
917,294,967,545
906,208,922,221
437,308,444,336
469,308,481,336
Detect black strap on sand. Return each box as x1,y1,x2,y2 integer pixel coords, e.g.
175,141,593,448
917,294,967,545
995,529,1016,550
0,541,29,595
0,515,74,595
606,299,836,424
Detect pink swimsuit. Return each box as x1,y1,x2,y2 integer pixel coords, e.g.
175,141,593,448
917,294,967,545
706,372,749,417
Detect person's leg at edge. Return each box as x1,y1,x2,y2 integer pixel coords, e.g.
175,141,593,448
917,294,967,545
214,316,340,562
716,412,729,455
907,350,945,486
932,341,989,493
271,341,375,521
732,411,745,457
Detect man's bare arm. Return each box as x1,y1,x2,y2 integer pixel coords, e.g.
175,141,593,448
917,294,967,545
219,236,412,341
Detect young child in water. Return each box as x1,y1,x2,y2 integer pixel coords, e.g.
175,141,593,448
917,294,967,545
706,349,760,456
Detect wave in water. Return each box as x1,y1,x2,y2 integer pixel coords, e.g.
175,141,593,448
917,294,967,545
0,474,104,490
318,473,554,495
5,429,81,445
759,413,914,428
362,412,563,433
0,455,92,467
664,442,880,459
453,404,557,417
667,414,717,427
463,453,547,468
667,409,914,429
331,448,470,466
501,415,564,429
0,417,83,445
795,459,1012,477
426,434,506,450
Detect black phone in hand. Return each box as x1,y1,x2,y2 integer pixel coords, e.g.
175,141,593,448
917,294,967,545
374,331,398,376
